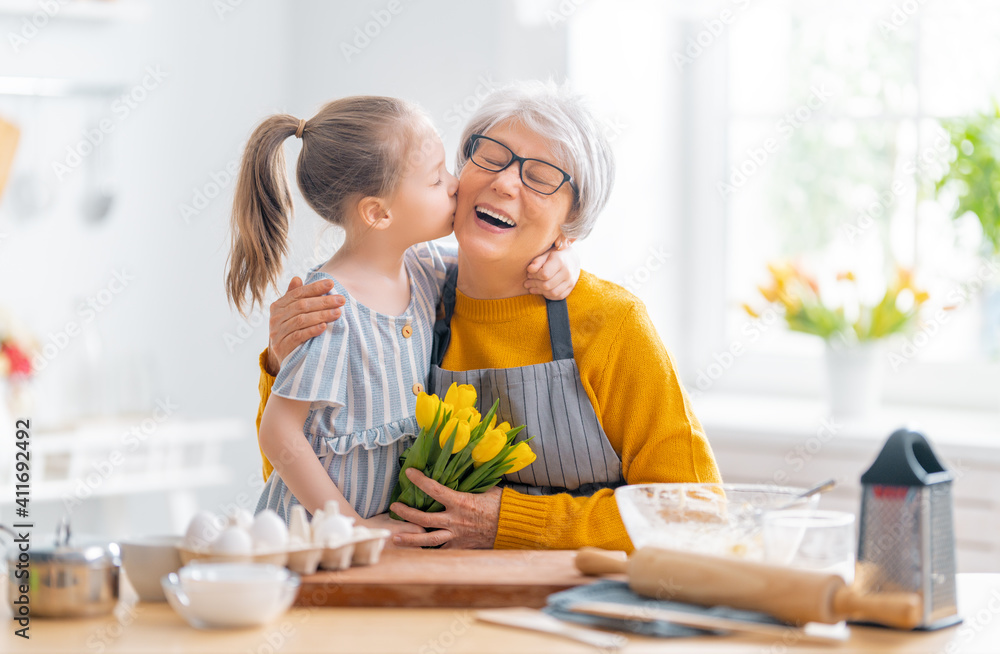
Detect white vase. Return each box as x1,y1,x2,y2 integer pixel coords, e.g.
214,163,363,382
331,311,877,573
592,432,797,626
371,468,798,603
824,341,884,420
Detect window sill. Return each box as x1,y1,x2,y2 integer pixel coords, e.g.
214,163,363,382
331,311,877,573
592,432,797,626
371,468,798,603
691,391,1000,462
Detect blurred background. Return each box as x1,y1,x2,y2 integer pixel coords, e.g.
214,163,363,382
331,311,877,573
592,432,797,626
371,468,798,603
0,0,998,567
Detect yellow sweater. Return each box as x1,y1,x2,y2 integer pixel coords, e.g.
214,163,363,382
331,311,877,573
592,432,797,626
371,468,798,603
255,271,720,552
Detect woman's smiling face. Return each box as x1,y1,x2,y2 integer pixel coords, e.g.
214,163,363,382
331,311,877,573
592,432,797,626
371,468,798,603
453,121,576,267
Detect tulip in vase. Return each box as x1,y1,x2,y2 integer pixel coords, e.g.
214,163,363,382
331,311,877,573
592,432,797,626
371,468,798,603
747,262,935,420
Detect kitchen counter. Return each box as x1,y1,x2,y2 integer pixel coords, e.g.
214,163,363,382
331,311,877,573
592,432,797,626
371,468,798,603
3,571,999,653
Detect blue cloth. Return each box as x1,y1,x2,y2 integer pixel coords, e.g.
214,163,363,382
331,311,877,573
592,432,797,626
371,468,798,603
256,241,455,522
543,580,787,638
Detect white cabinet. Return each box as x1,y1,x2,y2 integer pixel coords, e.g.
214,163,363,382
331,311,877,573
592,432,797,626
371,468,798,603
694,393,1000,573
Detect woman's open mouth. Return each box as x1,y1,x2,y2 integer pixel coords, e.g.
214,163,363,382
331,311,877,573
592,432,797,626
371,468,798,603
475,205,516,230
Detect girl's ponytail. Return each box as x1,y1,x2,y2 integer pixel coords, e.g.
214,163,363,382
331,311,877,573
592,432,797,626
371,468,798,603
226,114,299,316
226,97,429,316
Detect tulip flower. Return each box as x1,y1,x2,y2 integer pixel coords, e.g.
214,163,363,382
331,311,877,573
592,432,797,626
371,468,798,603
472,429,506,468
439,417,459,450
392,392,537,518
503,442,537,474
443,382,477,412
452,421,471,451
415,392,440,431
752,258,934,343
454,406,481,428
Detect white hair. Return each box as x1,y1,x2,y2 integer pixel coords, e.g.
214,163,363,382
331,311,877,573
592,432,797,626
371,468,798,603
455,80,615,240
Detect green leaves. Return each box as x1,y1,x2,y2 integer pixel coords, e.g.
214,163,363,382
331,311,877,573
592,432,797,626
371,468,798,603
390,397,537,520
936,104,1000,255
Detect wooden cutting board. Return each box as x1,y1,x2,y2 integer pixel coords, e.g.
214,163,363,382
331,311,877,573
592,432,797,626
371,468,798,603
295,549,598,608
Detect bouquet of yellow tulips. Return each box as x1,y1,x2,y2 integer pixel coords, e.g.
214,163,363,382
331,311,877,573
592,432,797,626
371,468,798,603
745,260,932,342
390,383,536,518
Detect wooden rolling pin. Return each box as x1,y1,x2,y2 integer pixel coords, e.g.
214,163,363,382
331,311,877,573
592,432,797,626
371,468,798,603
576,547,922,629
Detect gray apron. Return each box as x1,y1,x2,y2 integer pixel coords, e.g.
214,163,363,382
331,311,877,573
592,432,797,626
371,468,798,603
429,267,624,496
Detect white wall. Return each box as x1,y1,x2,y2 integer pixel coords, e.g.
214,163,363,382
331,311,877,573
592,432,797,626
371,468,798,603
0,0,583,537
0,0,290,535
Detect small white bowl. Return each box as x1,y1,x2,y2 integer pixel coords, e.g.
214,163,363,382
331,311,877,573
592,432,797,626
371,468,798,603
120,535,183,602
161,563,300,629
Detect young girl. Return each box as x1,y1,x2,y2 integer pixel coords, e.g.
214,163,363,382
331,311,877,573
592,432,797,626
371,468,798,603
225,96,578,536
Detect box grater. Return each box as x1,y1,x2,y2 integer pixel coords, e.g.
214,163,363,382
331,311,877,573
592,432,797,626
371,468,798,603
857,427,961,630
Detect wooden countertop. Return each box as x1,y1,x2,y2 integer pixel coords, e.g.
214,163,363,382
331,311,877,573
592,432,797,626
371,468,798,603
4,567,998,653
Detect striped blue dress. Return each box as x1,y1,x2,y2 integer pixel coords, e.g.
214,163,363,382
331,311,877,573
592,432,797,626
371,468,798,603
255,240,455,523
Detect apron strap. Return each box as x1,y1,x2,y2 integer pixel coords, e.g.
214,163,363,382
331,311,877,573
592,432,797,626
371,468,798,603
546,299,575,361
431,264,576,365
431,266,459,367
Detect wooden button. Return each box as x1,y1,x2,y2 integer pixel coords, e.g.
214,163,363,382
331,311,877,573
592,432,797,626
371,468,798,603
402,324,413,338
412,383,424,395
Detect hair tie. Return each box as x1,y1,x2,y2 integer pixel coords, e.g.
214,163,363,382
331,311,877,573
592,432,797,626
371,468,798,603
294,118,306,139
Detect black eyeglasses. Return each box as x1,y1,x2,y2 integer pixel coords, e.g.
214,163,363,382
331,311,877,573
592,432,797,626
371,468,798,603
466,134,578,196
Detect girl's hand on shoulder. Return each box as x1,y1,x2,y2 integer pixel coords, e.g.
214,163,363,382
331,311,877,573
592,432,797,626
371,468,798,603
524,239,580,301
358,512,426,549
266,276,346,375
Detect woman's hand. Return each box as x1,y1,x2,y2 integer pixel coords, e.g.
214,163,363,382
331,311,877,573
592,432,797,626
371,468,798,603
357,512,426,549
388,468,502,549
524,240,580,301
266,276,346,375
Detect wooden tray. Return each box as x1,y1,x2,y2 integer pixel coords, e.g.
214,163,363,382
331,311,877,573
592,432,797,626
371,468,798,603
295,548,596,608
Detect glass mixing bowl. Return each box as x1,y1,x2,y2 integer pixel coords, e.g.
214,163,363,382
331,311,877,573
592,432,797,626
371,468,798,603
615,483,821,560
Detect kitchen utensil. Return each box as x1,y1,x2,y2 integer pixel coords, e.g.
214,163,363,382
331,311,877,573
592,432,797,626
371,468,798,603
80,118,114,223
763,478,837,515
575,546,922,629
296,549,596,608
3,516,120,617
567,601,847,644
763,510,856,583
0,114,20,200
120,535,183,602
161,563,299,629
615,483,821,558
475,607,628,650
858,427,961,630
7,97,52,219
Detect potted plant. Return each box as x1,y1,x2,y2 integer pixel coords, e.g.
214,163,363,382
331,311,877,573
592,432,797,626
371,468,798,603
935,105,1000,358
745,261,931,419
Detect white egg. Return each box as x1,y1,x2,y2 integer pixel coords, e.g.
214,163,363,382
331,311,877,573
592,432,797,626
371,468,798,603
227,508,254,531
313,513,354,546
184,510,222,551
211,526,253,555
251,510,289,552
289,505,312,544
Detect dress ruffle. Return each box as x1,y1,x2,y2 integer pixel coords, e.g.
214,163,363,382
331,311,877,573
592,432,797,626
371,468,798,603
322,415,418,456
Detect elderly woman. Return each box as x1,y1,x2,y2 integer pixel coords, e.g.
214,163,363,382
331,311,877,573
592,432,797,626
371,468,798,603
257,82,720,552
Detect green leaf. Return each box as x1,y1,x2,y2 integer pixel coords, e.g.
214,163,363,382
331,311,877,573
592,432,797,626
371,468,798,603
430,424,457,481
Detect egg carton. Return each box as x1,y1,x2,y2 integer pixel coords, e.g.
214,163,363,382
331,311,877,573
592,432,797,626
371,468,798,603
179,505,391,576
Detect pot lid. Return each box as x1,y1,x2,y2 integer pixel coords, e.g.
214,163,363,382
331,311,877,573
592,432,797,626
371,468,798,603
2,516,120,565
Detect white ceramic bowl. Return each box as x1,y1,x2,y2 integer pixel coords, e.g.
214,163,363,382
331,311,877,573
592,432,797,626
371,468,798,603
161,563,300,629
120,535,183,602
615,483,820,560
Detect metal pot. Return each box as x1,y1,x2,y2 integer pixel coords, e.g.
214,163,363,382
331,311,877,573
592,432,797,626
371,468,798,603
3,517,120,618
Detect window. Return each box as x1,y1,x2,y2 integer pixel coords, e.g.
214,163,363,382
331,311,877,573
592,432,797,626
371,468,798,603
566,0,1000,410
701,0,1000,408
